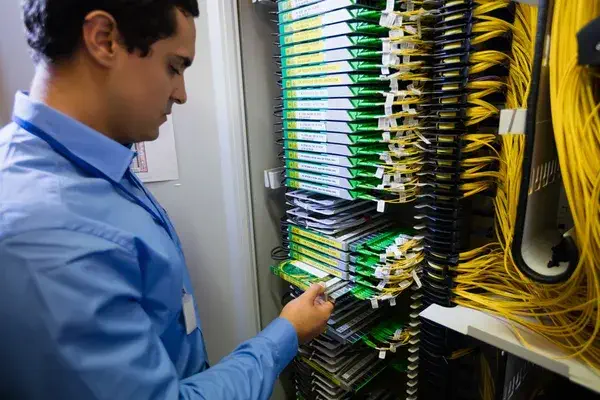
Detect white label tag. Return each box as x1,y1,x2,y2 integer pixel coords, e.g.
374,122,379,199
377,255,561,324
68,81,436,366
394,329,403,340
182,293,197,335
378,117,389,130
499,109,527,135
377,280,387,290
390,78,399,92
379,12,389,27
379,350,387,359
382,53,391,66
377,200,386,213
385,93,395,116
382,132,391,142
382,39,391,53
385,104,393,116
399,280,412,290
376,167,385,179
390,297,397,307
385,0,395,12
396,236,409,245
412,269,422,288
384,153,394,165
371,298,379,309
394,15,404,27
390,29,404,39
390,344,397,353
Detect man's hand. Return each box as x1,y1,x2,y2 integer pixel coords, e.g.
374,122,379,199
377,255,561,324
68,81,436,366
280,284,334,344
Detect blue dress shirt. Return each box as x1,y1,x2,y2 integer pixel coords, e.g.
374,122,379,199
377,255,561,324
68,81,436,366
0,92,298,400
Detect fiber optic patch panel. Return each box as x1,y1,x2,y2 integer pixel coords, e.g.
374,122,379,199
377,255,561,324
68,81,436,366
270,1,429,398
265,0,600,398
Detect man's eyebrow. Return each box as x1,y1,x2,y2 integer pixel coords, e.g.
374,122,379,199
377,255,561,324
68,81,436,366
174,55,193,68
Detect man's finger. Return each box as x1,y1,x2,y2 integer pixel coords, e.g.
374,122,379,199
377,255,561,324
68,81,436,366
301,283,325,302
317,300,334,315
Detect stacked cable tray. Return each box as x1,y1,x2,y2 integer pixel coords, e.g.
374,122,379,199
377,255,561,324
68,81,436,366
271,0,436,398
416,1,514,399
278,0,424,206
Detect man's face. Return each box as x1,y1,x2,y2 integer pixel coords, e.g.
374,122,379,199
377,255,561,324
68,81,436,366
107,9,196,143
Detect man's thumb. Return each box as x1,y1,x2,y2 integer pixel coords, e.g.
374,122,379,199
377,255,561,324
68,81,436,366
302,283,325,302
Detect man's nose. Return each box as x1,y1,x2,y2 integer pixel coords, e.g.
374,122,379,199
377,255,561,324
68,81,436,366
172,79,188,105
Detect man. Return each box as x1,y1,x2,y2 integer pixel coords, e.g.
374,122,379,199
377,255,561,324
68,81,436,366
0,1,333,399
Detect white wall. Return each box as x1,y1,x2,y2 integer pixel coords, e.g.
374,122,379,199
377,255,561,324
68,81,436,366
0,1,35,125
237,3,290,398
238,0,288,334
0,0,261,367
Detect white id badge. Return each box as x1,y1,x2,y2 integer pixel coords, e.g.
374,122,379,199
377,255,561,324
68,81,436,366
182,293,197,335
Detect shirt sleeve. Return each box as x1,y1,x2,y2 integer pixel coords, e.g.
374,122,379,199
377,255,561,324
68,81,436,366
0,229,298,400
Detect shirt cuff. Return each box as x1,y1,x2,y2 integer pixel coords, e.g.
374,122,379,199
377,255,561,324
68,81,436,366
258,317,299,373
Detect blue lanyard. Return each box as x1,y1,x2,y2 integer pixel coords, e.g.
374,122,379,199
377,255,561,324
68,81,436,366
12,115,179,246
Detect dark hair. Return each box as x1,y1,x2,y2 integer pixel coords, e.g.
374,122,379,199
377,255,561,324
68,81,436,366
22,0,200,63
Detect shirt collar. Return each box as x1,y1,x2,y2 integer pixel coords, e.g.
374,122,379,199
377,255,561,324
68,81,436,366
12,91,136,182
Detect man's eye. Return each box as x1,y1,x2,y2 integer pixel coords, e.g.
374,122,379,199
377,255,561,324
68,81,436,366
169,65,181,76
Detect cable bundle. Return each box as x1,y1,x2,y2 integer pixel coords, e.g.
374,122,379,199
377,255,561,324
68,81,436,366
415,1,515,398
449,0,600,373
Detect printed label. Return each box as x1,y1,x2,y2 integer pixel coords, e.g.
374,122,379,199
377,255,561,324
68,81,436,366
294,162,340,176
283,16,323,33
287,75,344,87
285,53,327,66
295,152,341,165
290,260,329,278
295,180,341,197
291,226,341,249
295,237,342,258
294,253,344,278
285,29,324,45
292,100,329,109
289,110,326,120
284,41,326,56
285,2,329,22
280,0,320,11
288,121,326,131
287,89,329,98
288,63,342,77
295,142,327,152
297,171,341,186
287,131,327,142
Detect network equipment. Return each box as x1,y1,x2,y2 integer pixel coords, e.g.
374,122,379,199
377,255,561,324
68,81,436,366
272,1,430,398
265,0,600,399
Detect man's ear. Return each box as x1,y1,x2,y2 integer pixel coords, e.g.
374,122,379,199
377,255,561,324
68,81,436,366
81,11,121,67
